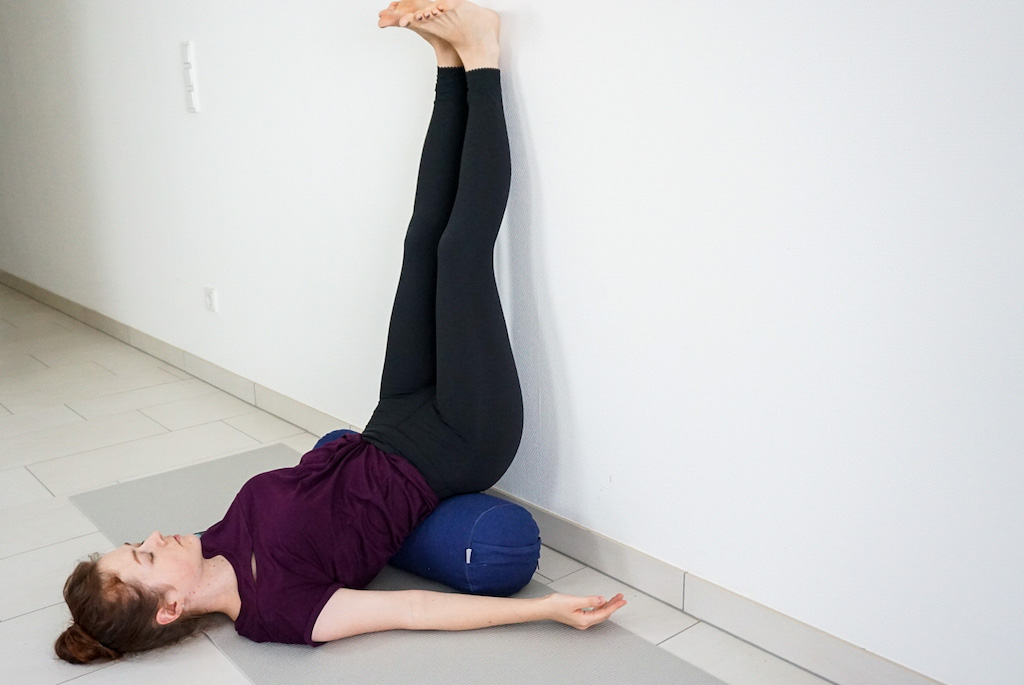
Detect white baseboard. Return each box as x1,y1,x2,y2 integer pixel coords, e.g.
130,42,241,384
0,270,355,437
682,574,944,685
493,488,944,685
0,269,944,685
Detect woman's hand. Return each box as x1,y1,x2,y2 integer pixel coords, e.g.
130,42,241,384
313,588,628,642
543,592,628,630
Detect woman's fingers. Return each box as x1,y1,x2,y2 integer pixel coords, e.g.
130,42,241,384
571,593,628,629
545,592,629,629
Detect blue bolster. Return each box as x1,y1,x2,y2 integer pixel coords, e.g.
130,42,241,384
315,430,541,596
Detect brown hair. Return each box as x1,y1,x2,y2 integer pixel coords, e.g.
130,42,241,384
54,554,208,664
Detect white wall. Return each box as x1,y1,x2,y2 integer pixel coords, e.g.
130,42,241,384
1,2,1022,683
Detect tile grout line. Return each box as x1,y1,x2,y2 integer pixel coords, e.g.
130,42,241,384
0,530,103,564
137,408,174,432
64,404,89,422
11,410,171,470
687,617,843,685
0,370,190,419
202,631,258,684
656,619,700,647
556,563,686,614
27,352,52,369
90,360,123,376
2,599,67,624
26,465,57,499
57,667,119,684
63,378,223,419
219,417,300,444
0,406,147,450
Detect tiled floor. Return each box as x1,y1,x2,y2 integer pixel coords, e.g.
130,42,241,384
0,282,829,684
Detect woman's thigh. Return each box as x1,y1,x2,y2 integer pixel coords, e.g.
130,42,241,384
363,389,518,500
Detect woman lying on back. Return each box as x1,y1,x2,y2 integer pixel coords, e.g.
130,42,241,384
55,1,625,664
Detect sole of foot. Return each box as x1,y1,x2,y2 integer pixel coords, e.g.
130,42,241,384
404,0,499,52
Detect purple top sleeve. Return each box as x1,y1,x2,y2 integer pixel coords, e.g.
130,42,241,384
200,433,439,645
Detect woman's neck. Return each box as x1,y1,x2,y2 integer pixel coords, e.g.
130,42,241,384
189,554,241,620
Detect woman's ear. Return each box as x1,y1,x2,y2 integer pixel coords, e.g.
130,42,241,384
156,600,182,626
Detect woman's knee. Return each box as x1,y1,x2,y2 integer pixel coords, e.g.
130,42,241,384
436,220,498,270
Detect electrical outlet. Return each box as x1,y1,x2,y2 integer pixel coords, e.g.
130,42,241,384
204,287,219,313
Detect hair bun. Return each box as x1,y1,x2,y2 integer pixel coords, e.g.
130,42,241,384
55,622,120,665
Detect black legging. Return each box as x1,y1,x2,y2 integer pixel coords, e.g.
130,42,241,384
361,68,523,500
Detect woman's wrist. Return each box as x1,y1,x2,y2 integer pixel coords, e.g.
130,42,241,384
537,593,556,622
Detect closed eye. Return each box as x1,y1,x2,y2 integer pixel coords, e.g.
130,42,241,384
123,542,154,565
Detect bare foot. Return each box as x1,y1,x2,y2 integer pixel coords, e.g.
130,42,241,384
379,1,463,67
403,0,500,70
377,0,434,28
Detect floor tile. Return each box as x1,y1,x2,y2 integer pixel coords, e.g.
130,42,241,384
0,411,167,470
0,604,116,684
548,566,698,645
533,572,553,585
0,319,71,346
0,467,53,511
0,326,81,362
224,410,304,443
278,432,319,454
537,544,586,581
30,422,261,496
0,360,112,397
0,402,10,417
660,622,830,685
32,339,167,375
0,532,113,621
0,497,98,559
68,633,251,685
140,392,258,431
1,305,80,329
0,353,48,377
0,404,84,440
67,378,221,419
0,366,183,414
31,314,114,341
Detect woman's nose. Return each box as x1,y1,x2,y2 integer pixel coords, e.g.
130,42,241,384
146,530,165,546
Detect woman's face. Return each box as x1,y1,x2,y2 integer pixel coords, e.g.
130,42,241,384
97,531,204,620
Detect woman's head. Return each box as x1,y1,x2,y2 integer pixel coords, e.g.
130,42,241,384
55,531,208,664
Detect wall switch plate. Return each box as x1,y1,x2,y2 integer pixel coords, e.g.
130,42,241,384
204,287,219,313
181,41,200,113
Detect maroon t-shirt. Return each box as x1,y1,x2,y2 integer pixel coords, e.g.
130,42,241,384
200,433,439,645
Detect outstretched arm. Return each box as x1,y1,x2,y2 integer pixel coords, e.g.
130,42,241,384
311,588,627,642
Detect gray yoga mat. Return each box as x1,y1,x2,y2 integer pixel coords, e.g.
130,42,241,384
72,446,725,685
